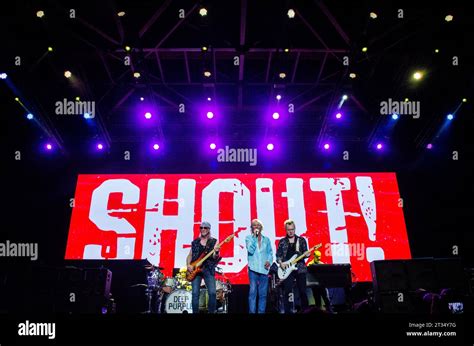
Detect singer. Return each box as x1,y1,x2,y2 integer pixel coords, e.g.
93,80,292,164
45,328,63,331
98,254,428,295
245,219,273,313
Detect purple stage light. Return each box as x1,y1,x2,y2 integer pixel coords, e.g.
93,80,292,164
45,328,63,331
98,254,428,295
426,143,433,149
267,143,274,151
209,143,216,150
97,143,104,150
276,94,282,101
272,112,280,120
153,144,160,150
376,143,383,150
144,112,152,119
207,97,212,101
335,112,342,119
323,143,330,150
45,143,52,150
207,111,214,119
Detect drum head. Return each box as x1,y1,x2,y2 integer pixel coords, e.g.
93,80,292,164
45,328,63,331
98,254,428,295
164,289,193,313
163,277,176,286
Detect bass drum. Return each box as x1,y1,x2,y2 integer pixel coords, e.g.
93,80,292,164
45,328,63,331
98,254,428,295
164,289,193,313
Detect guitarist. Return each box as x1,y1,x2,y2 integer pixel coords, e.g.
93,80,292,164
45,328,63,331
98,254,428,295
276,219,309,313
186,221,221,313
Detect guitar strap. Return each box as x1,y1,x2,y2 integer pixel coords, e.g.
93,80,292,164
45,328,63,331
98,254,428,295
201,238,214,255
296,236,300,253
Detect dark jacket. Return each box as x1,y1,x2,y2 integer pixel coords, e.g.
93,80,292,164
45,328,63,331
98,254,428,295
191,237,220,274
276,236,309,274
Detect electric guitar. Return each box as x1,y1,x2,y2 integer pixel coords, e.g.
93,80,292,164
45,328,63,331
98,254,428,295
186,234,235,281
277,243,322,280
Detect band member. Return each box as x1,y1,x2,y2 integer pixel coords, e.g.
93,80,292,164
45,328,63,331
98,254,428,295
186,221,221,313
307,250,332,312
245,219,273,313
276,219,309,313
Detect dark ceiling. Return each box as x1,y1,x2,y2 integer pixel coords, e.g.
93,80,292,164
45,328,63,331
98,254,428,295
1,0,473,165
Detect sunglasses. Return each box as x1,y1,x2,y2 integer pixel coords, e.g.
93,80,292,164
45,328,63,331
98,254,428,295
200,227,210,229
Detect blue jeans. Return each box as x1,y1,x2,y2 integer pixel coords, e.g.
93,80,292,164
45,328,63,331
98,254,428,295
248,270,269,313
191,270,216,313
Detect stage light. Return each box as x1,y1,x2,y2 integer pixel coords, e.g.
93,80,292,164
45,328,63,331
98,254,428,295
272,112,280,120
27,113,34,120
369,12,377,19
376,143,383,150
276,94,282,101
447,114,454,120
48,47,53,52
392,113,399,120
362,47,368,52
404,98,409,102
462,98,467,103
133,72,140,78
287,9,295,18
279,72,286,79
117,11,126,17
204,71,212,77
426,143,433,149
153,144,160,150
75,96,80,101
46,143,52,150
144,112,152,119
445,15,453,22
335,112,342,119
284,48,289,53
84,113,91,119
349,73,356,79
209,143,216,150
0,73,7,79
435,49,439,53
140,97,144,101
199,8,208,16
267,143,274,151
206,111,214,119
413,71,423,80
97,143,104,150
125,45,131,52
323,143,330,150
14,97,19,102
202,46,208,52
64,70,72,78
207,97,212,101
36,10,45,18
342,94,348,100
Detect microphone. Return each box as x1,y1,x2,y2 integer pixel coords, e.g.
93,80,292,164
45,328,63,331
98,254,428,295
254,228,259,236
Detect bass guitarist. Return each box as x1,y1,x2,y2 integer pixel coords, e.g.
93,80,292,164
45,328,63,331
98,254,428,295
275,219,309,313
186,221,221,313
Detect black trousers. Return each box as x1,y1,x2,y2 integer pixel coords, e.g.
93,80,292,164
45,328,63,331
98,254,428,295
283,271,308,313
312,285,331,310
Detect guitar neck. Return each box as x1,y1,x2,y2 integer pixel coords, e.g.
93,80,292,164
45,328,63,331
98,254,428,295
197,237,232,267
291,244,321,265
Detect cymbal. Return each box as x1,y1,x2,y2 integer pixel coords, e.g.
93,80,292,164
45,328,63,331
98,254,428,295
144,264,164,270
130,284,148,287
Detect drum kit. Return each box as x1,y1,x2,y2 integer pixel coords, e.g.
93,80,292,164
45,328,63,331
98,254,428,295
138,264,231,314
